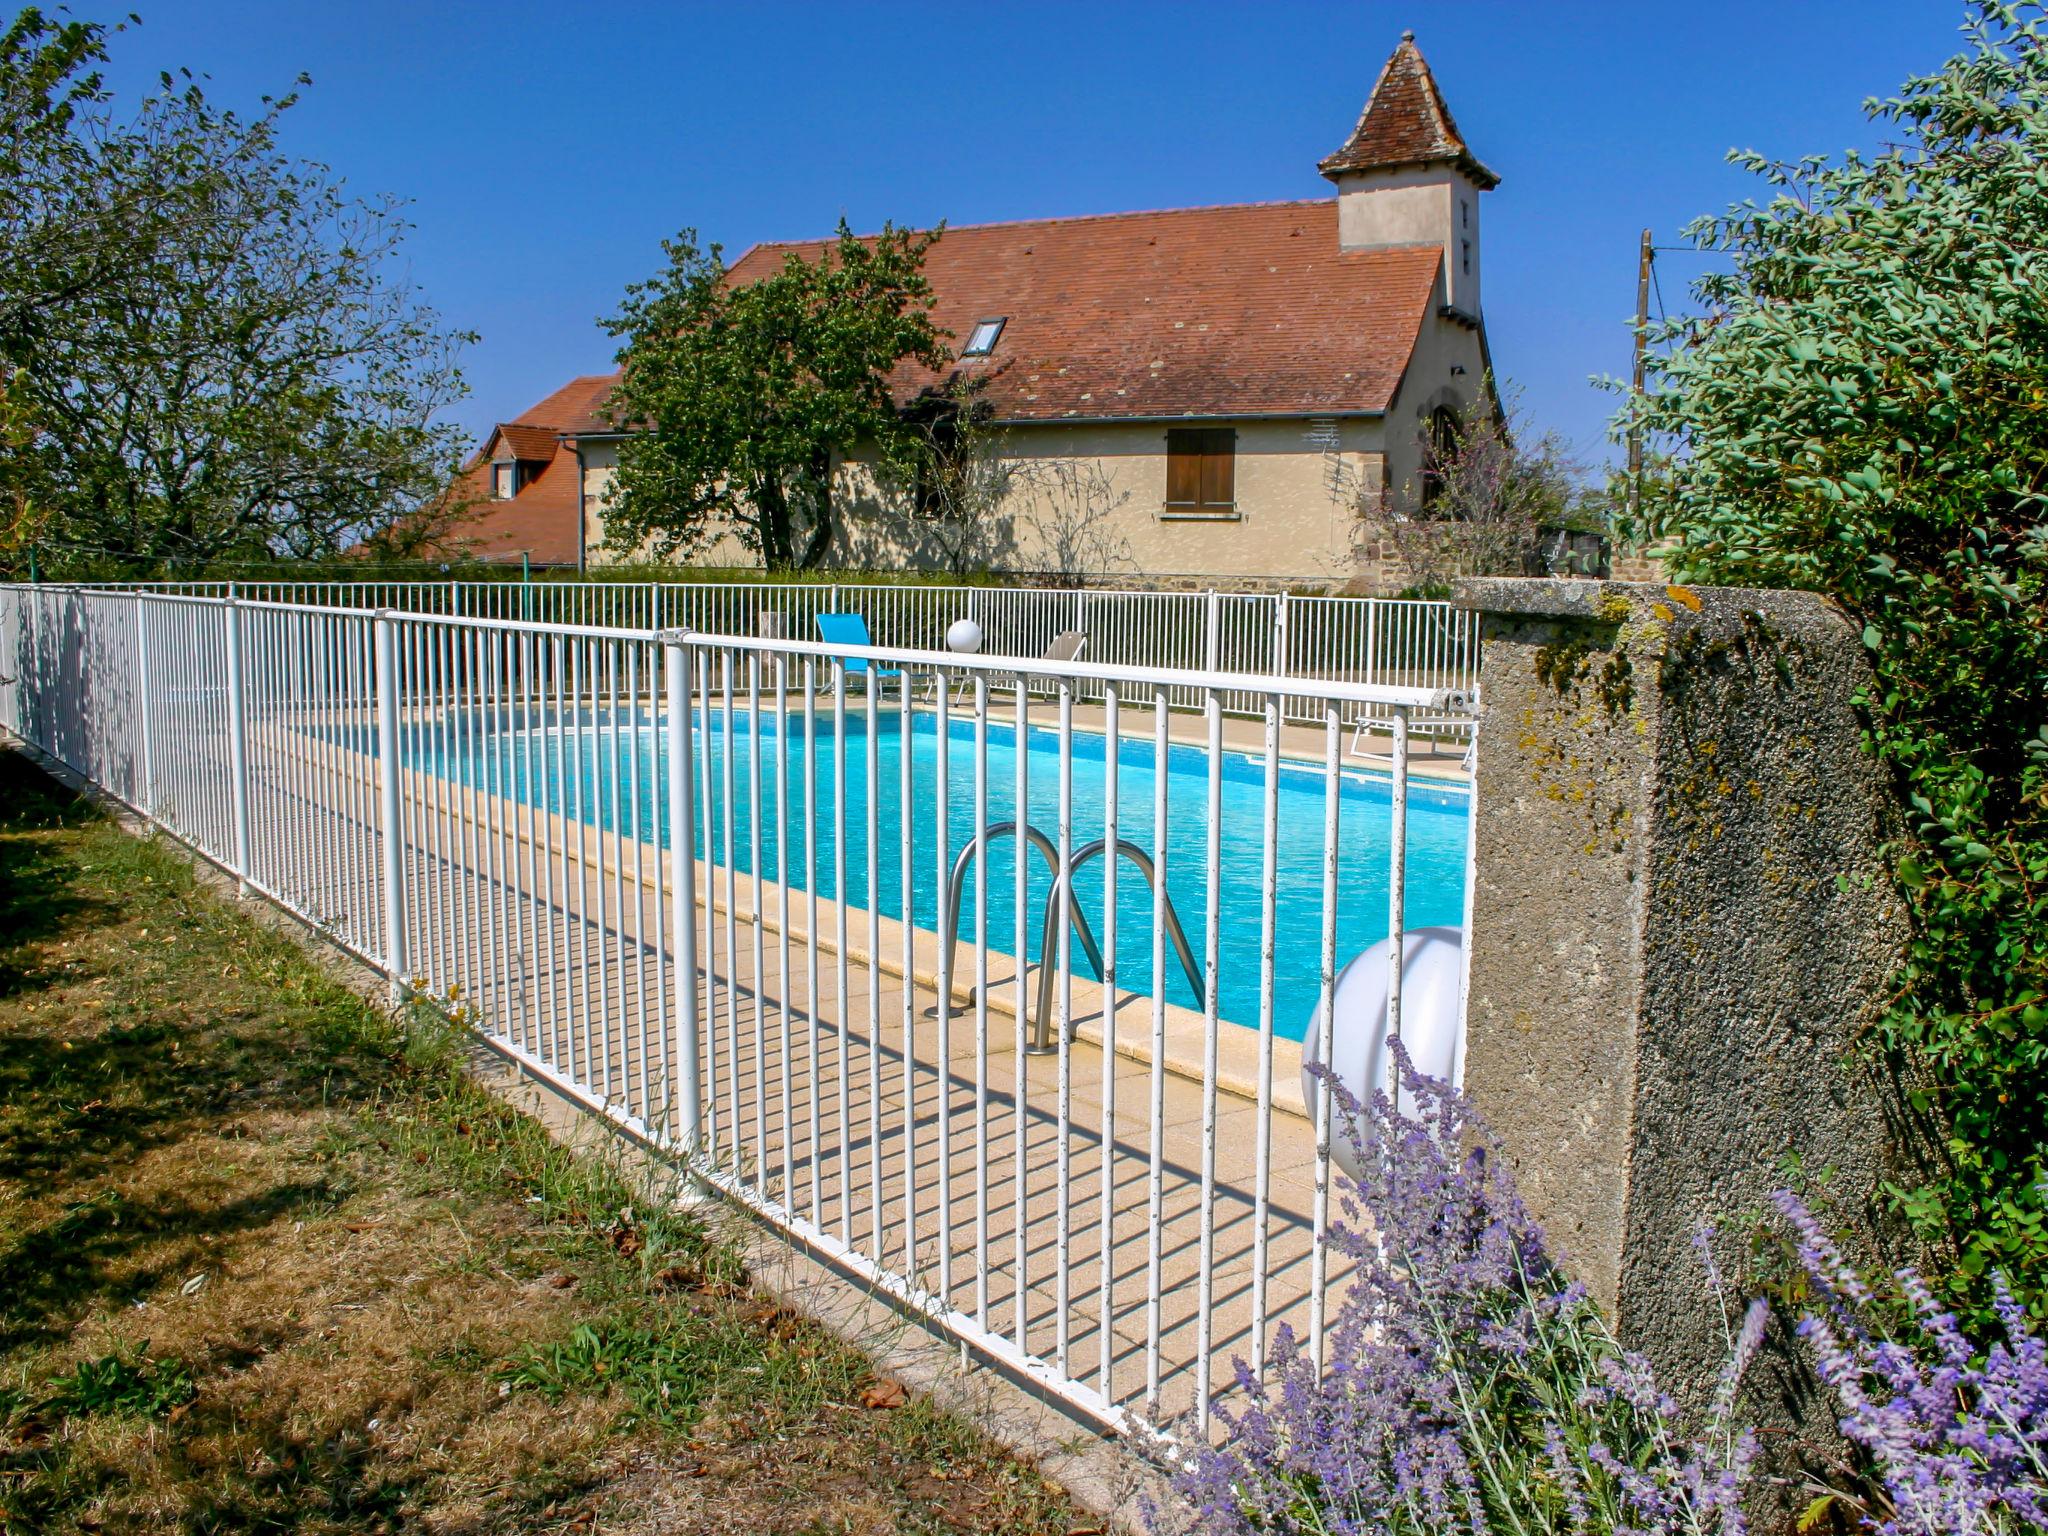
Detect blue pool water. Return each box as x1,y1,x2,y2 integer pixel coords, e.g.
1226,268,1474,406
410,709,1469,1040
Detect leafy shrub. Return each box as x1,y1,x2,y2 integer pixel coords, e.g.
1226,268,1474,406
1156,1047,1760,1535
1621,0,2048,1323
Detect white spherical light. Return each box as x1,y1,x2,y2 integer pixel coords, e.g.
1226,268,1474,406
945,617,984,654
1300,926,1465,1180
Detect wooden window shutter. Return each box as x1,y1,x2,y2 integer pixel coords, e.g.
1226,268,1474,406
1200,428,1235,508
1165,428,1201,506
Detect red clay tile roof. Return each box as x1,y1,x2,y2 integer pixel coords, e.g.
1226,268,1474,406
1319,33,1498,190
693,199,1444,423
433,374,618,565
496,422,560,462
510,373,618,436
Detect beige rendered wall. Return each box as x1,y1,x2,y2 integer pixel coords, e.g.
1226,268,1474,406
1377,270,1490,516
585,421,1393,584
579,286,1492,589
578,438,760,569
1333,165,1485,316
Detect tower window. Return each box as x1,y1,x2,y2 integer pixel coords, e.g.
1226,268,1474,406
962,317,1006,357
1461,240,1471,275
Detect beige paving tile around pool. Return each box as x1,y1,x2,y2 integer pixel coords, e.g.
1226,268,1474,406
236,703,1359,1429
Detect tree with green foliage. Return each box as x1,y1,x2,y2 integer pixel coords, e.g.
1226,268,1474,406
1619,1,2048,1322
599,222,950,571
0,8,473,578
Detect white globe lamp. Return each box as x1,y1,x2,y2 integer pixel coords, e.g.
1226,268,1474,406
946,617,984,655
1300,926,1466,1180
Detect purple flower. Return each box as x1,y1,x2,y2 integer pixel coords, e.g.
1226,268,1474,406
1151,1039,1757,1535
1777,1192,2048,1535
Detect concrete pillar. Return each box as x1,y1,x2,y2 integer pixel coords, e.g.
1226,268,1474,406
1454,578,1909,1397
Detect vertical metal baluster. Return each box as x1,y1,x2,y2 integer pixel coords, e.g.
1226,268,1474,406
651,643,675,1127
897,668,917,1280
748,652,767,1184
567,638,591,1088
972,672,990,1331
1098,680,1120,1397
1196,686,1223,1430
1313,700,1342,1371
833,659,852,1241
690,648,716,1139
1054,676,1073,1374
722,653,741,1163
413,621,437,993
601,637,624,1102
665,633,704,1165
865,668,884,1258
376,613,407,1006
1251,687,1281,1377
134,596,155,821
1387,704,1410,1090
775,654,794,1208
226,598,251,896
401,620,423,994
1011,675,1029,1354
479,625,508,1038
440,623,462,998
442,621,465,1005
1145,690,1168,1419
933,662,952,1304
803,659,822,1222
545,635,569,1070
632,643,655,1124
516,629,541,1059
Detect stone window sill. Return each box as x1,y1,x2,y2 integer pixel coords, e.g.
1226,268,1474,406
1157,507,1242,522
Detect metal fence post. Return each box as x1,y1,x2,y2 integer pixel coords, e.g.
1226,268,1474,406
1203,588,1221,675
133,592,154,820
375,612,409,1006
664,633,705,1161
1385,703,1410,1093
1274,592,1290,674
224,597,253,896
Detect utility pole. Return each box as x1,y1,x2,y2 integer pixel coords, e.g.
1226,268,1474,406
1628,228,1654,523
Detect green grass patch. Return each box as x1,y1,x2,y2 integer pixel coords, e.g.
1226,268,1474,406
0,747,1080,1535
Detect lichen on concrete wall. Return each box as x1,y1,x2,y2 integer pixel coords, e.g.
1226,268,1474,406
1456,578,1915,1455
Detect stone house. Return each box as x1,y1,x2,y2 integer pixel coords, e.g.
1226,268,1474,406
449,33,1504,590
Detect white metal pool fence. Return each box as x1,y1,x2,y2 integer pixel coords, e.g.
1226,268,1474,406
0,582,1477,1437
77,577,1478,734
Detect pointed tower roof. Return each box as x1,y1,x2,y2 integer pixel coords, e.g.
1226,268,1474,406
1319,31,1498,189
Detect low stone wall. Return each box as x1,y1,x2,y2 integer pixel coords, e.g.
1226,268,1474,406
1454,578,1914,1426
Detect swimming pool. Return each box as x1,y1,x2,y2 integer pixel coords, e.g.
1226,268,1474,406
410,708,1469,1040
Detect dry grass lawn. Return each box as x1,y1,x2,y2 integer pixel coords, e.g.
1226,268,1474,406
0,748,1088,1535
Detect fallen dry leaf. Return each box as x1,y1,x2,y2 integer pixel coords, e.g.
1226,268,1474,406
859,1379,907,1410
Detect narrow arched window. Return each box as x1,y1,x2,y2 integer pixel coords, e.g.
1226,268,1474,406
1421,406,1462,514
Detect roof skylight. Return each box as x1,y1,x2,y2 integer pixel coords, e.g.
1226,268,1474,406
962,317,1005,357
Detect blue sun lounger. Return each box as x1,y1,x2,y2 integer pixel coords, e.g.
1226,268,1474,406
814,611,908,692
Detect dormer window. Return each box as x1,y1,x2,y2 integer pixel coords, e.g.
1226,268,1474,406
492,462,515,500
962,317,1005,357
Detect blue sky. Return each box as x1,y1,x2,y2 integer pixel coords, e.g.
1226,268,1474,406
97,1,1973,468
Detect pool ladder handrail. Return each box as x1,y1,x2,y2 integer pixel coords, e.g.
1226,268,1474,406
938,821,1207,1054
